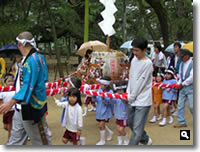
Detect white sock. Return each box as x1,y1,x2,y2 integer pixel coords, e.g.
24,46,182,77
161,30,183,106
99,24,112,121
100,130,105,141
83,107,87,116
157,114,162,120
96,130,106,145
80,137,85,145
123,135,129,142
117,136,122,145
105,125,113,134
105,126,113,141
168,116,173,124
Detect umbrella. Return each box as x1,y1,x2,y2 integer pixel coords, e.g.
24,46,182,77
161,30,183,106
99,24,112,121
0,44,21,57
120,40,132,49
76,40,108,57
183,41,193,53
164,42,185,53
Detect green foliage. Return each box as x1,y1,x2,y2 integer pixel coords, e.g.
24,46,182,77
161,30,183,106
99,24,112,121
0,0,193,52
0,23,28,45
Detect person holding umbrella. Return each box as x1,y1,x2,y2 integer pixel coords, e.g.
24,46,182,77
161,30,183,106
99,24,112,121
174,48,193,128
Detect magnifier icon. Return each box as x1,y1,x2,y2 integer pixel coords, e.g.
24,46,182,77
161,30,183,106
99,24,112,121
181,131,189,139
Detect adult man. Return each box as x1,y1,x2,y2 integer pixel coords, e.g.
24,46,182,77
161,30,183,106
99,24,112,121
0,31,51,145
168,42,182,73
174,48,193,128
126,37,153,145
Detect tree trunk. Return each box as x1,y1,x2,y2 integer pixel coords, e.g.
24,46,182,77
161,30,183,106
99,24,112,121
48,42,52,58
122,0,127,42
44,0,64,78
138,0,157,40
145,0,169,48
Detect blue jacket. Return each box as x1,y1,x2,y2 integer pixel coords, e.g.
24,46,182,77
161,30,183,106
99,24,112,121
13,52,47,110
92,89,113,120
112,98,128,120
162,79,177,101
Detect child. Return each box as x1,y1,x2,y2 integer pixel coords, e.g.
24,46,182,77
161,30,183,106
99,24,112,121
0,74,15,140
60,77,82,124
112,81,129,145
149,73,164,123
53,88,83,145
159,67,177,126
92,76,114,145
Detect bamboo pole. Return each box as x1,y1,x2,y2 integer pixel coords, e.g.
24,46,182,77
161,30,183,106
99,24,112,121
106,35,110,51
84,0,89,42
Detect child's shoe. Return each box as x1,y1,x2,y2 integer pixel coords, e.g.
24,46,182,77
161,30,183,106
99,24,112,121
149,116,156,123
159,118,166,126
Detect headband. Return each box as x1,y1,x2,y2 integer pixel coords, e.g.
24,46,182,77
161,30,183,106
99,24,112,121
113,84,127,91
96,78,111,85
165,69,174,75
69,78,76,88
157,73,165,78
4,75,14,83
16,37,38,51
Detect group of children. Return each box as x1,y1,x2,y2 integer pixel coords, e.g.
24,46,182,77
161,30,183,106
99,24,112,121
51,76,129,145
0,67,178,145
150,67,178,126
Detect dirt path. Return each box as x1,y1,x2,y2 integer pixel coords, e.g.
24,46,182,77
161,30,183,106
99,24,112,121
0,95,193,145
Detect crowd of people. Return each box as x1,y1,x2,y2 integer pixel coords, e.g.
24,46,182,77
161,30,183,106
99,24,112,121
0,31,193,146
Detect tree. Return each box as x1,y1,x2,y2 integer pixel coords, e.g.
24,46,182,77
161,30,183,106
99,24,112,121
44,0,64,78
145,0,169,47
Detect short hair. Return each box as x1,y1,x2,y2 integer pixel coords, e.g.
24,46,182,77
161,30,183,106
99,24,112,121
18,31,33,40
173,42,181,48
154,43,162,52
131,37,148,50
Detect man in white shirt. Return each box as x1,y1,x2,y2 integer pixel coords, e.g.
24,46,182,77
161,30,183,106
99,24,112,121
126,37,153,145
174,49,193,128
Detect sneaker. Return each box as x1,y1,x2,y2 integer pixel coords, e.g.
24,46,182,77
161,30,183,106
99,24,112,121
173,123,187,128
159,119,166,126
123,140,129,145
149,116,156,123
138,137,152,145
147,137,152,145
46,128,52,137
96,140,105,145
